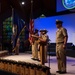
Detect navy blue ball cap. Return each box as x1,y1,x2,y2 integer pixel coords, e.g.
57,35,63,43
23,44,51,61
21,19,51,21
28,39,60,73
56,20,63,24
35,29,39,31
40,29,48,33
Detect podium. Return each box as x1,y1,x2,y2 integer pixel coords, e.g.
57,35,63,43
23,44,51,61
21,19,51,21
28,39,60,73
39,42,47,65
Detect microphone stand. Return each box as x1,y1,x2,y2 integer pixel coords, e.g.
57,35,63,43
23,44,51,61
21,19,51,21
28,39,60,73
48,40,51,75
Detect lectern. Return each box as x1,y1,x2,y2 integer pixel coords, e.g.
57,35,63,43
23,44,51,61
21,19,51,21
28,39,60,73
39,42,47,65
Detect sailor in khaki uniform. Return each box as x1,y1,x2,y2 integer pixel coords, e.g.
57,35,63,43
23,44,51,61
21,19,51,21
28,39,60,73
56,20,68,74
12,24,17,48
31,29,39,60
15,38,20,55
39,29,49,65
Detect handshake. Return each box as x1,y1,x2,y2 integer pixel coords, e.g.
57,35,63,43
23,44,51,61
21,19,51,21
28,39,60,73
31,34,39,38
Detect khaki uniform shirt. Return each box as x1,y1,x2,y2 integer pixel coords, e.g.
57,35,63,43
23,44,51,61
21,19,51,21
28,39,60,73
33,33,39,41
41,34,49,43
56,27,68,43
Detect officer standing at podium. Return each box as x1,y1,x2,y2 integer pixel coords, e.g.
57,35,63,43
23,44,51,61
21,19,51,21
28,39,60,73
39,29,49,65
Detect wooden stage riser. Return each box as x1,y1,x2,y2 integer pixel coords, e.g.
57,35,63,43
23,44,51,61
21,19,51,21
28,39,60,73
0,60,50,75
0,50,8,57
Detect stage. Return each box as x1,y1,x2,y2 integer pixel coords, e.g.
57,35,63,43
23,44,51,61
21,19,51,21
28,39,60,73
0,53,75,75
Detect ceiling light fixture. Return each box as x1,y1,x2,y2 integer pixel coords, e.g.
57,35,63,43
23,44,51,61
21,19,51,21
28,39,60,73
22,2,25,5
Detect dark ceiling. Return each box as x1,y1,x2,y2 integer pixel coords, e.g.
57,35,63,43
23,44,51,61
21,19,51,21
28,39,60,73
0,0,75,23
0,0,56,23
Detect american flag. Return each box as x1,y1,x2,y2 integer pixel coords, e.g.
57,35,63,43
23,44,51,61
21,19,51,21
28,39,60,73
29,18,34,44
29,0,34,44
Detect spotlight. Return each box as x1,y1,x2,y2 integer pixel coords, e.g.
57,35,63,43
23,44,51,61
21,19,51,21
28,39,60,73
22,2,25,5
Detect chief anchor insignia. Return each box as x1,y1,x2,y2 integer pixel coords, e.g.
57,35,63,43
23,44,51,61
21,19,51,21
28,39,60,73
62,0,75,9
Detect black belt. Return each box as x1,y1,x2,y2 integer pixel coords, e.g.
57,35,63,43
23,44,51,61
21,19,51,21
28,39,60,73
56,42,64,44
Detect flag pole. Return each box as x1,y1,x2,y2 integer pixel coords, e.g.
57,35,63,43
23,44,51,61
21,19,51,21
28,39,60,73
30,0,33,19
11,7,14,49
29,0,34,43
11,6,13,48
11,7,15,52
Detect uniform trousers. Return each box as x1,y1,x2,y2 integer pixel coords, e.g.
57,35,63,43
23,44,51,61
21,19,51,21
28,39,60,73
56,43,66,72
15,43,19,55
32,41,38,59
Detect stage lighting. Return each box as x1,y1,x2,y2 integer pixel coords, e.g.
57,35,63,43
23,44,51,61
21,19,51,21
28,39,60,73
22,1,25,5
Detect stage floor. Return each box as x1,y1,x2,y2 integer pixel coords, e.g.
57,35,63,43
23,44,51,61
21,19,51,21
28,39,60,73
1,53,75,75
